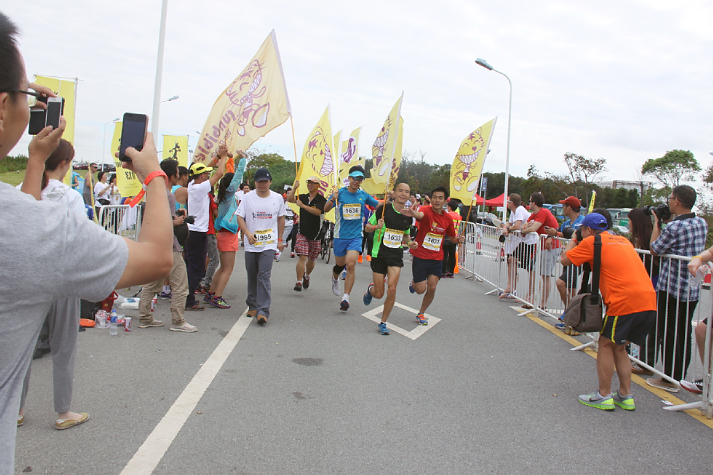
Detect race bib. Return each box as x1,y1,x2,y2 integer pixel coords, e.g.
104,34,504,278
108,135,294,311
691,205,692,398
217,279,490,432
342,203,361,220
253,229,275,246
383,228,405,248
423,232,443,251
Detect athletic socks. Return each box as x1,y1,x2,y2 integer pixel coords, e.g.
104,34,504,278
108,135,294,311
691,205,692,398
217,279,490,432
343,294,349,301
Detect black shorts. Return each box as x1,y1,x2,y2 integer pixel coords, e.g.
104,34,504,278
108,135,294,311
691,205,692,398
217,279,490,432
513,242,535,271
601,311,656,346
412,256,442,283
558,265,581,289
370,257,404,275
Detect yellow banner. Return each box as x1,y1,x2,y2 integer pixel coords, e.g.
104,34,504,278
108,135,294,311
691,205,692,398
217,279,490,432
588,190,597,213
295,106,334,197
34,76,76,186
371,95,403,184
163,135,189,168
450,118,497,204
193,30,291,165
338,127,362,188
110,122,142,197
360,177,384,196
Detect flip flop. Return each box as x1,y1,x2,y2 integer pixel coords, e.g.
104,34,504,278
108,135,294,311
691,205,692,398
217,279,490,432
499,293,516,300
521,304,533,309
185,303,205,311
55,412,90,430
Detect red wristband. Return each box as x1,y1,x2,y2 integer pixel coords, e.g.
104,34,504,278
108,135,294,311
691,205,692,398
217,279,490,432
128,170,168,208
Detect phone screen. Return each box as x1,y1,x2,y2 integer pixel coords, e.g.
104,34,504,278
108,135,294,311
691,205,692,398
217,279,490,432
119,113,147,162
45,98,63,129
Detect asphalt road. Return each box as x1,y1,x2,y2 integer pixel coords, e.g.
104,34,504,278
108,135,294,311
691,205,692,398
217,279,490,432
14,250,713,474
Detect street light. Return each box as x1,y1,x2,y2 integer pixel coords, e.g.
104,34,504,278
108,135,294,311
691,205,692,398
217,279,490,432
475,57,512,216
161,95,179,103
102,117,120,168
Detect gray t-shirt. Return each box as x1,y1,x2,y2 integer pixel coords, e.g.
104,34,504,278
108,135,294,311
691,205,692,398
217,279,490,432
0,182,129,474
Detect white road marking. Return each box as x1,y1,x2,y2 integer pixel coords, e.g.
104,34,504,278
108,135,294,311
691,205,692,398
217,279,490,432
120,309,251,475
362,301,441,339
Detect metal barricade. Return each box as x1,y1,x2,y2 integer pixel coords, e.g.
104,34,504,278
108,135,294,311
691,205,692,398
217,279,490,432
97,204,142,241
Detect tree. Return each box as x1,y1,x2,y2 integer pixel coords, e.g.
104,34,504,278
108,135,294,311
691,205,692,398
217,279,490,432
562,152,607,198
641,149,700,189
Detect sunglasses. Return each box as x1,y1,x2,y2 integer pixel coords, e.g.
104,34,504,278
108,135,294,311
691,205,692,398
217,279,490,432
1,89,44,107
349,176,364,182
306,181,319,185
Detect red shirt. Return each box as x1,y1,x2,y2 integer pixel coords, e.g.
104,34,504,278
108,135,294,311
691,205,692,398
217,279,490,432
527,207,557,247
207,193,218,235
411,205,456,260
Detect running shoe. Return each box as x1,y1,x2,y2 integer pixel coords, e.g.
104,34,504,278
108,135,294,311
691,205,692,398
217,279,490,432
680,379,704,394
612,391,635,410
294,282,302,292
159,291,172,300
416,313,428,325
291,252,295,258
170,322,198,333
203,293,215,303
409,281,416,294
303,273,310,289
578,391,614,411
340,299,350,311
138,319,164,329
207,296,231,309
555,323,566,330
341,270,347,280
331,275,340,296
379,322,390,335
363,283,374,306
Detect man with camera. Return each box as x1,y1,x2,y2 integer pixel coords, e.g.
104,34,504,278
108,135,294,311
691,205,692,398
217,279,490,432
561,213,657,410
184,149,226,310
0,12,173,471
647,185,707,392
137,159,197,332
545,196,585,324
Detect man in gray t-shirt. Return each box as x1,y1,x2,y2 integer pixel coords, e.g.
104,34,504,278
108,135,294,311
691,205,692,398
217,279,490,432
0,13,175,472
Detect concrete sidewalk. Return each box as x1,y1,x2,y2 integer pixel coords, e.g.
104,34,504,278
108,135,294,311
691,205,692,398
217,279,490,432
14,250,712,474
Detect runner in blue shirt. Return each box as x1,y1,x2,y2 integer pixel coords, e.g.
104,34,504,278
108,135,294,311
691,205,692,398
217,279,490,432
328,165,379,311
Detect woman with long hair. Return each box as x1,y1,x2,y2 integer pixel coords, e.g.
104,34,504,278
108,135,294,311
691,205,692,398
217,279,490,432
18,139,91,430
206,150,246,309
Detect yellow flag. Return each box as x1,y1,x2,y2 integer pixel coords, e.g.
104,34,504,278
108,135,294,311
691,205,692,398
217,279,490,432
588,190,597,213
338,127,362,188
388,118,404,189
371,94,403,184
193,31,290,164
360,177,384,196
163,135,189,168
295,106,334,197
110,122,142,198
450,118,497,204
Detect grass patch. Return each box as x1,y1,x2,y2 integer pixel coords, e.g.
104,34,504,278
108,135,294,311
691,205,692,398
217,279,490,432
0,170,26,187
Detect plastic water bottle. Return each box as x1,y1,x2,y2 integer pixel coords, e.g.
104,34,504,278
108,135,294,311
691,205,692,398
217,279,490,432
690,265,709,287
109,311,118,336
151,294,158,312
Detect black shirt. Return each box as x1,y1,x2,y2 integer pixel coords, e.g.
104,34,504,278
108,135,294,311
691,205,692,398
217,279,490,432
298,193,327,239
369,203,412,259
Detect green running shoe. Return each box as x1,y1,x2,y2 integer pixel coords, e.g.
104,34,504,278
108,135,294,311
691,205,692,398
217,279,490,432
613,391,635,411
578,391,614,411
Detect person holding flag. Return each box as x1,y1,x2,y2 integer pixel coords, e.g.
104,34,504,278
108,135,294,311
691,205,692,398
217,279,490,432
407,187,464,324
329,165,380,311
362,182,418,334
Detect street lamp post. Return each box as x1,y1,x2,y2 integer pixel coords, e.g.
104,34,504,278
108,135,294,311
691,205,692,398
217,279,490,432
102,117,120,169
162,95,179,103
475,58,512,216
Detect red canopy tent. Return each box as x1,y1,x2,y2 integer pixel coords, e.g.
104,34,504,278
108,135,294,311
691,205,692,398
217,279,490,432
457,194,484,205
485,193,506,208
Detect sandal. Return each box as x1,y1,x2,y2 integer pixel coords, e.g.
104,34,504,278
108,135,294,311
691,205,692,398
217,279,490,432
499,293,516,300
631,365,654,376
185,303,205,311
521,304,533,309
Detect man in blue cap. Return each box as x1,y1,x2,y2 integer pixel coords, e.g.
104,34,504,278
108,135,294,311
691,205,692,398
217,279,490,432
561,213,657,411
328,165,380,311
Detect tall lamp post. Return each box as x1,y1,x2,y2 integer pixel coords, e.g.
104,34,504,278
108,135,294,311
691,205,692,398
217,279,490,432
475,58,512,215
102,117,120,169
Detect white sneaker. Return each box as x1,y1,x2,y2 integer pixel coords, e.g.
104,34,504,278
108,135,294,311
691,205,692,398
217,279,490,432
331,275,340,296
170,322,197,333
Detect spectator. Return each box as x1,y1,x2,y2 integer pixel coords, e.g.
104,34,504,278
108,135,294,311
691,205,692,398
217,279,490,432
184,147,226,311
82,162,97,205
442,200,462,277
562,213,657,411
0,12,173,469
500,193,529,299
520,192,558,308
172,164,189,210
648,185,708,392
683,249,713,394
93,170,111,219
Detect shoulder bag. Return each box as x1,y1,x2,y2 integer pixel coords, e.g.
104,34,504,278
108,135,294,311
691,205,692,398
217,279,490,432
563,234,603,333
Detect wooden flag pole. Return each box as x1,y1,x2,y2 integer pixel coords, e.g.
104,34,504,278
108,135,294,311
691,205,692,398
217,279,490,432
290,116,298,175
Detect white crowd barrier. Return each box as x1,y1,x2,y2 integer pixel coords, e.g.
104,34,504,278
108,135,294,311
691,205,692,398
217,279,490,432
459,222,712,417
97,204,142,241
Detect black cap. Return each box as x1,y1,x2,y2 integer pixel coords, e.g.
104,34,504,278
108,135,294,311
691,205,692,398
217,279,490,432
254,168,272,182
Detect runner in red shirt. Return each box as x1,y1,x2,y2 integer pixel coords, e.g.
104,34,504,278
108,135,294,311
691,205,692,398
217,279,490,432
404,187,464,324
520,192,559,308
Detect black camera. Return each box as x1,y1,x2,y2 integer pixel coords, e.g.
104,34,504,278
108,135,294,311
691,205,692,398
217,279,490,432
561,226,583,242
183,215,195,225
644,204,671,221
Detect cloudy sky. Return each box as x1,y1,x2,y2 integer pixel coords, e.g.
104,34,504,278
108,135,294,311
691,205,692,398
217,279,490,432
6,0,713,188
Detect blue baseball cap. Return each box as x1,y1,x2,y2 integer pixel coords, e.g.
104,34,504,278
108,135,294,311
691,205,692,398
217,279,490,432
582,213,608,230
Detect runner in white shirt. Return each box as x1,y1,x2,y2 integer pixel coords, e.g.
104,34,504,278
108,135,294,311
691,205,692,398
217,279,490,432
236,168,285,324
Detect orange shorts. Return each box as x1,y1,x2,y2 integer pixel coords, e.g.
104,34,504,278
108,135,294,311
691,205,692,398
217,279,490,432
217,229,240,252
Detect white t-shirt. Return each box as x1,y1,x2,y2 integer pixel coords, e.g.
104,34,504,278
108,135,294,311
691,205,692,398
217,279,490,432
94,181,110,204
16,179,86,219
236,190,286,253
0,182,128,472
187,179,212,232
506,205,531,250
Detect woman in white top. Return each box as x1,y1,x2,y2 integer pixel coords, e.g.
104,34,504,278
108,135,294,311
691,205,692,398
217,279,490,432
18,139,91,430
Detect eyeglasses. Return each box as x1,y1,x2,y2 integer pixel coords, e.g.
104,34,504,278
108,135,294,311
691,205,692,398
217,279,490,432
0,89,44,107
668,196,678,201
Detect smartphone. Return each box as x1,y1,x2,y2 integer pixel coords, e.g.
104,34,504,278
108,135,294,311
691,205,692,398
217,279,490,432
27,96,49,135
45,97,64,130
119,113,148,162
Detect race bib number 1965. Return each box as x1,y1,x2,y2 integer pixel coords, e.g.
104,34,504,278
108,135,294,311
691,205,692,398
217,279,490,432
423,233,443,251
342,204,361,220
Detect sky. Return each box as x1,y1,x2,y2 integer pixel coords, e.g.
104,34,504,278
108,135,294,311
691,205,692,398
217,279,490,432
6,0,713,190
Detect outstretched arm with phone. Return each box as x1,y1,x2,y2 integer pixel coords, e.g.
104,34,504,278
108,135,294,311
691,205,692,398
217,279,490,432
21,117,67,200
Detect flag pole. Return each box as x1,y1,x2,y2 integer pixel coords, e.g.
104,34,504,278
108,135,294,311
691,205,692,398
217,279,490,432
290,116,298,175
381,92,404,220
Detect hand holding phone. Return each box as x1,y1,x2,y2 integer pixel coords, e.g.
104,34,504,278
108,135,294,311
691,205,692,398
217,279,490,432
119,113,148,163
120,131,159,183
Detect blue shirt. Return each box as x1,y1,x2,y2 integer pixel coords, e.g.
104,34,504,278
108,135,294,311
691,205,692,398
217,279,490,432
333,188,379,239
559,214,584,232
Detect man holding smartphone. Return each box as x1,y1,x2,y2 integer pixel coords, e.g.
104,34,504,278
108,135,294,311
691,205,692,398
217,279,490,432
0,12,173,471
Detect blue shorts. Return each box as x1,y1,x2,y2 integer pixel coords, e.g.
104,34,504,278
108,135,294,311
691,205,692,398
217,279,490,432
412,256,442,283
333,237,363,257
